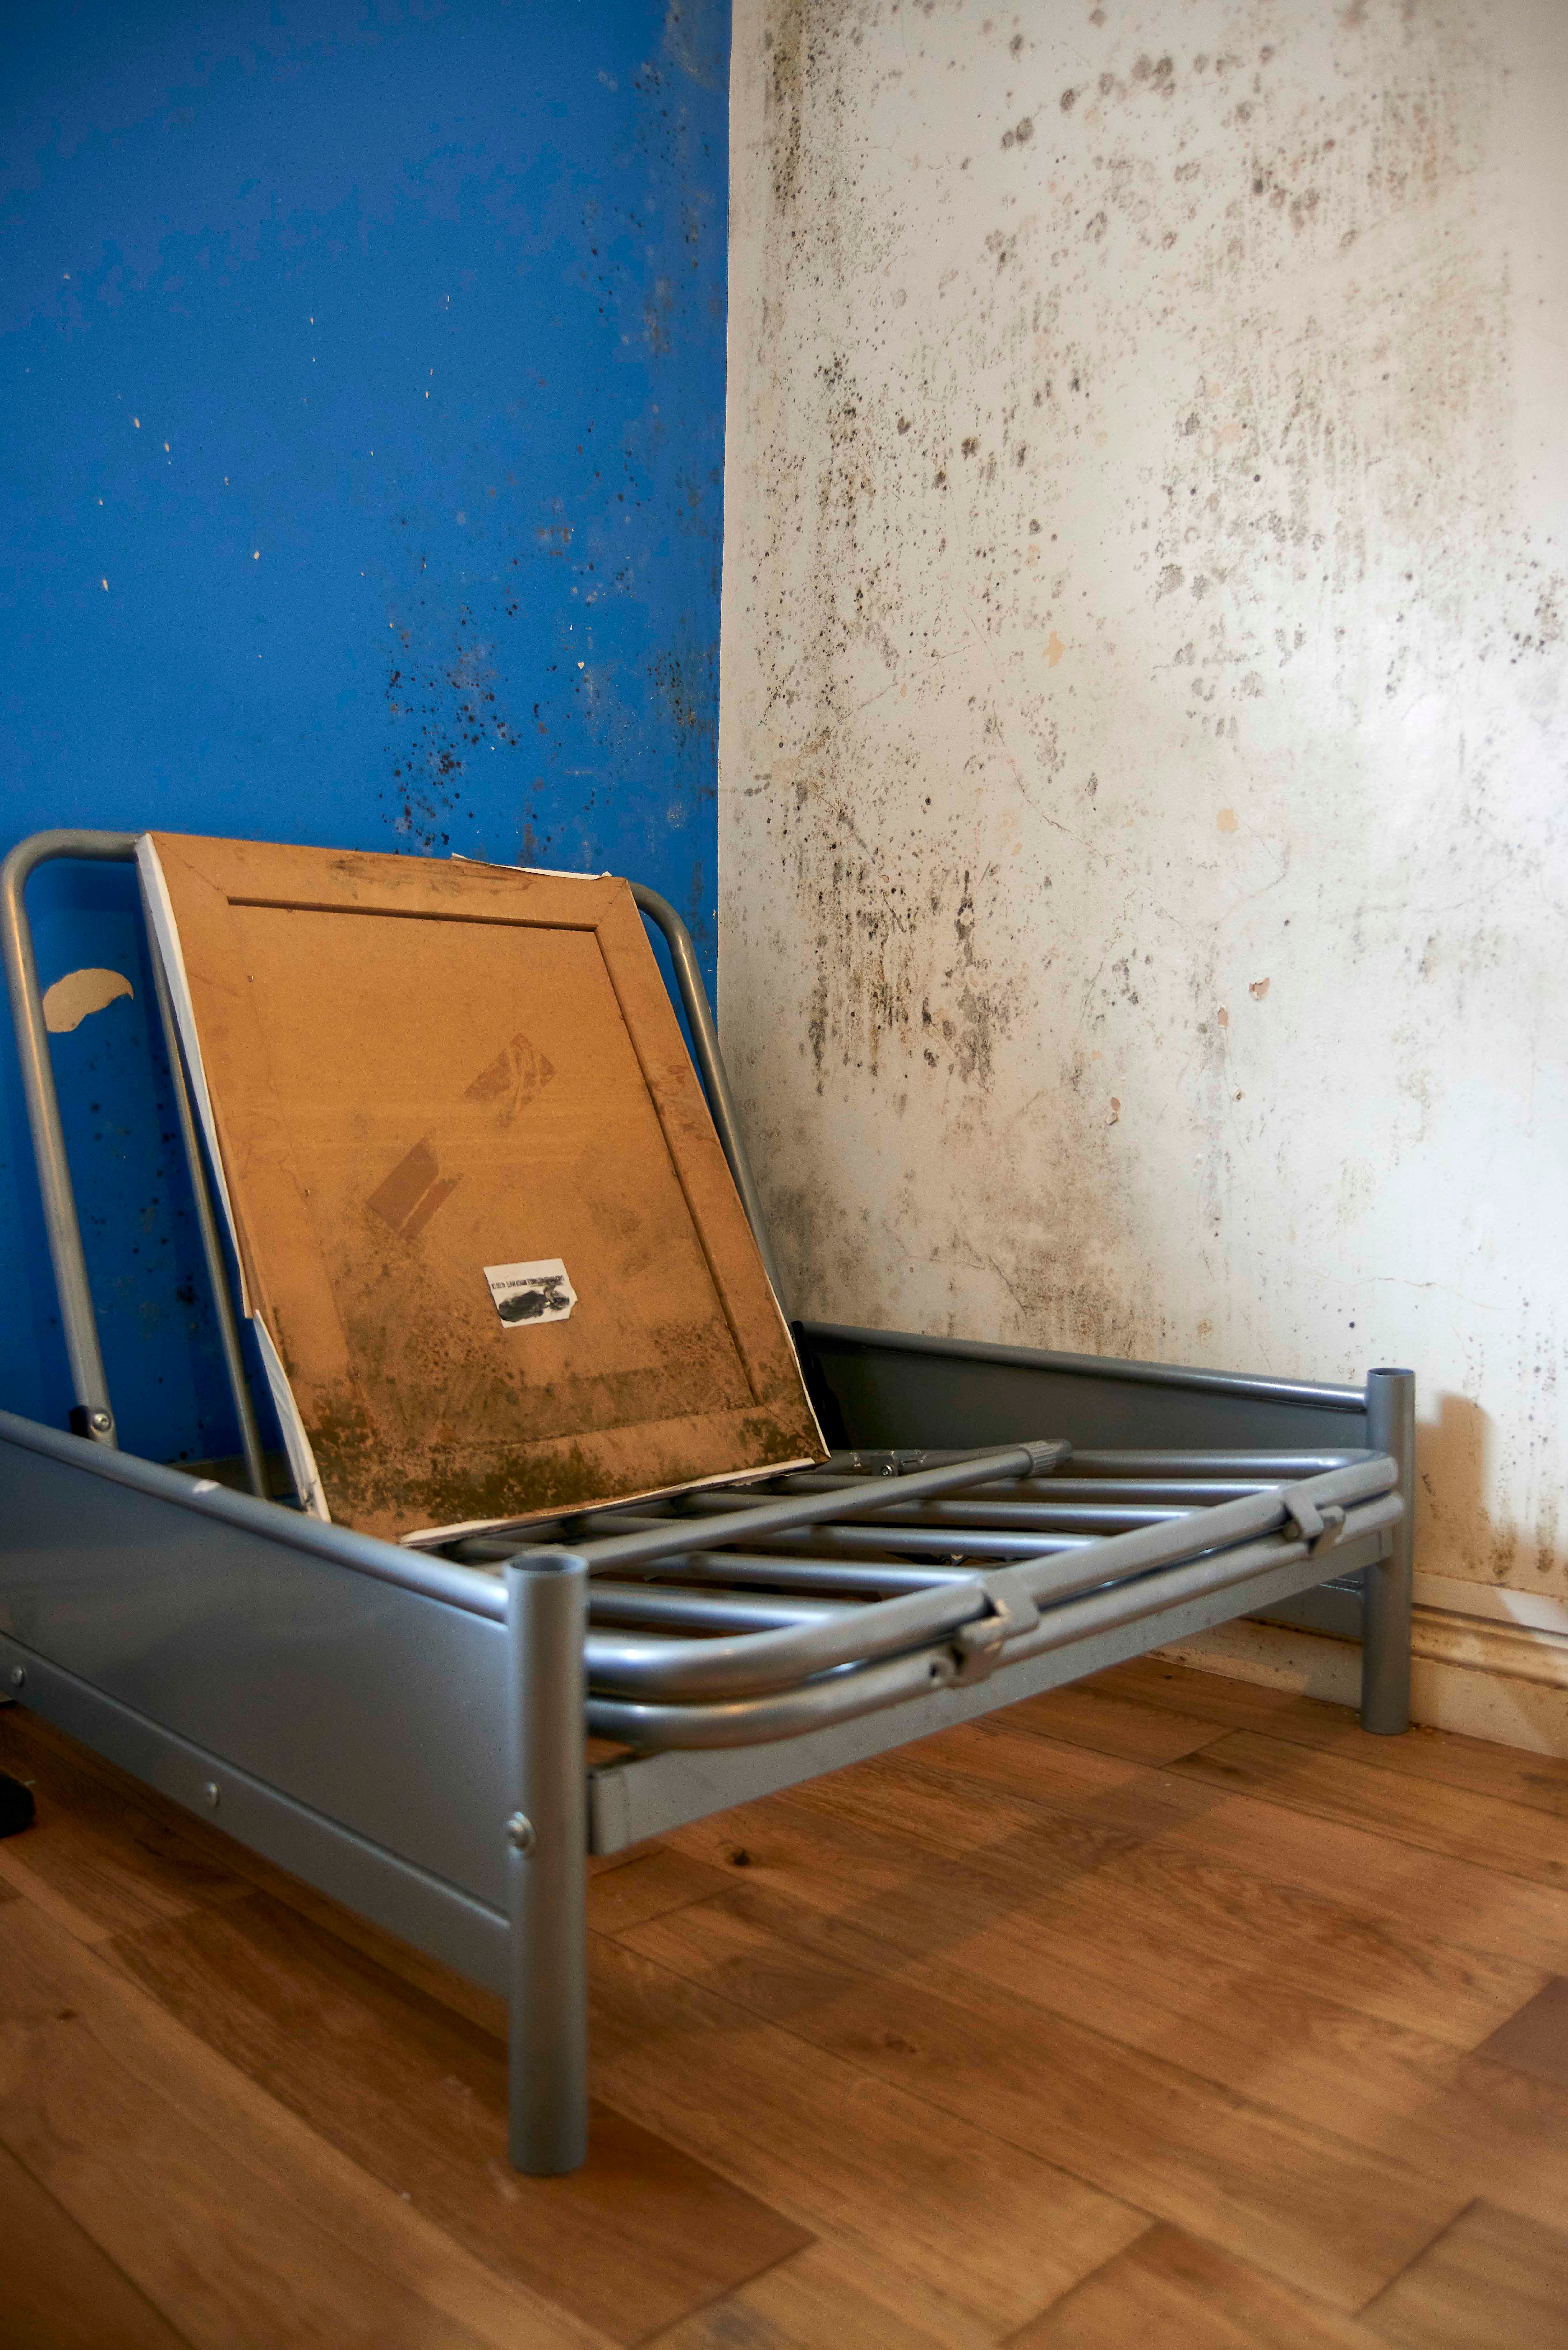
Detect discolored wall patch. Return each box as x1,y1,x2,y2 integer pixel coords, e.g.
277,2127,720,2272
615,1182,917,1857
719,0,1568,1618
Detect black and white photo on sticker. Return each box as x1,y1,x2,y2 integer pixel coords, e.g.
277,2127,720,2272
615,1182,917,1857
483,1258,577,1326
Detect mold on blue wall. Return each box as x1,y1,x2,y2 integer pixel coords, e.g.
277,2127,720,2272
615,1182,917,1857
0,0,729,1463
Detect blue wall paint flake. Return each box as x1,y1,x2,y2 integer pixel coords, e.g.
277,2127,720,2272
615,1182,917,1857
1,0,729,1460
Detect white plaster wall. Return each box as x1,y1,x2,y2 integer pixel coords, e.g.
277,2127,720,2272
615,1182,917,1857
718,0,1568,1621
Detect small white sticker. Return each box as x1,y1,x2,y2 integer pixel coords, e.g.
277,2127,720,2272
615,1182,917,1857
485,1258,576,1327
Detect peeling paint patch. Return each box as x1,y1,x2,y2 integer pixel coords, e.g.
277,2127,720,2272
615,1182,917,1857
43,969,133,1032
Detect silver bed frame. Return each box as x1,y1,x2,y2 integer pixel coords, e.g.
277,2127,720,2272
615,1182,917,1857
0,830,1413,2174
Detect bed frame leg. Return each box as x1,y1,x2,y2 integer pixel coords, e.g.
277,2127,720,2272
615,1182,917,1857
505,1550,590,2174
1361,1368,1415,1737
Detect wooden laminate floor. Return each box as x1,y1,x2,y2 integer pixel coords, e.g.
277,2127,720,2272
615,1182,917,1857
3,1658,1567,2348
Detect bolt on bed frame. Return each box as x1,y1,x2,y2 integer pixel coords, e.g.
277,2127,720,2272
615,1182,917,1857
0,830,1413,2176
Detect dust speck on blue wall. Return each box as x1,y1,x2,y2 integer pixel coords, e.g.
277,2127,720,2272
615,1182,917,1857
0,0,729,1464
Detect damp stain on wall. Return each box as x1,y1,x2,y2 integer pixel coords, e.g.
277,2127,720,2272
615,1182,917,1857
720,0,1568,1603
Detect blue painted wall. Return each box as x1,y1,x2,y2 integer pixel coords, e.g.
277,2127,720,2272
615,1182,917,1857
0,0,729,1463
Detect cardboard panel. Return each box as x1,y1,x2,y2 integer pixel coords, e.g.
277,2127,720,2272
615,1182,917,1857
145,836,823,1540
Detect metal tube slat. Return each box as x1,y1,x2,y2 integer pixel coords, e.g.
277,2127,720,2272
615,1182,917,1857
745,1494,1189,1531
584,1488,1403,1751
561,1438,1071,1573
635,1522,1097,1563
569,1457,1399,1702
587,1583,856,1633
626,1553,980,1595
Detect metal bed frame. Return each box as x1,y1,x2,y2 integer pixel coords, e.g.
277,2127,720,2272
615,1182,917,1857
0,829,1413,2175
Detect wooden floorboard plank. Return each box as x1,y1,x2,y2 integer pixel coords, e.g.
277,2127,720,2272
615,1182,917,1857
804,1719,1214,1851
108,1885,810,2347
1090,1661,1568,1820
0,2137,194,2350
667,1751,1162,1938
586,1844,739,1936
0,1893,607,2350
0,1709,250,1943
643,1861,1568,2239
995,1823,1545,2053
1361,2198,1568,2349
649,1767,1568,2237
1094,1658,1313,1729
643,2239,1014,2350
589,1931,1149,2340
1154,1782,1568,1975
666,1768,1543,2056
1005,2221,1387,2348
1170,1732,1568,1891
615,1885,1461,2312
975,1682,1228,1768
4,1672,1561,2347
736,1717,1566,2041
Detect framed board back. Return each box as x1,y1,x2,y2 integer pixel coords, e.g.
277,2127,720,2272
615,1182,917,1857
139,834,824,1542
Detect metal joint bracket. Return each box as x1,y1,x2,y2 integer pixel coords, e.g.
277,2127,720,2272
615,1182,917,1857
952,1565,1044,1683
1285,1494,1347,1555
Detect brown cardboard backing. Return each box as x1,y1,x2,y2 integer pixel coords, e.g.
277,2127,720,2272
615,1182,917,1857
147,835,824,1540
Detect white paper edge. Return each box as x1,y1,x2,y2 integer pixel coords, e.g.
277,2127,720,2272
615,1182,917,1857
449,852,609,879
135,838,247,1308
250,1316,329,1522
134,836,329,1523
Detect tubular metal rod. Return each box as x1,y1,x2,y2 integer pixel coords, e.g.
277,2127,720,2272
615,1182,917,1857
630,883,788,1314
147,936,269,1500
474,1479,1276,1560
573,1458,1399,1701
630,1490,1193,1535
668,1521,1096,1563
811,1467,1282,1504
588,1582,855,1633
578,1578,992,1698
0,828,139,1441
587,1643,957,1751
1361,1369,1415,1736
569,1439,1068,1573
506,1552,589,2175
1006,1494,1405,1671
626,1552,983,1594
1064,1450,1374,1477
585,1490,1403,1751
523,1519,1094,1565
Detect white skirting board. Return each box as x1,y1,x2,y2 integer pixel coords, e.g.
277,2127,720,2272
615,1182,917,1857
1159,1601,1568,1758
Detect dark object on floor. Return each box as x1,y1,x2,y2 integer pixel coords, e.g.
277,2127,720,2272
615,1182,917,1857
0,1768,35,1836
1474,1974,1568,2091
